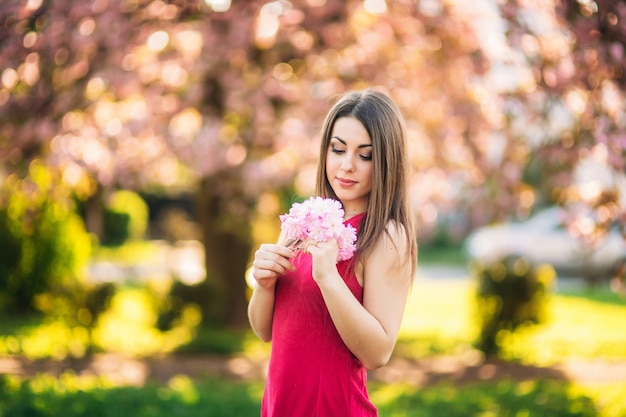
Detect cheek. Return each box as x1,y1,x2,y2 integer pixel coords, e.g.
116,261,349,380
325,153,338,171
362,165,374,188
361,162,373,178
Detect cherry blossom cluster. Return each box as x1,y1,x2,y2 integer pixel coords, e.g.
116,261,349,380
279,197,357,262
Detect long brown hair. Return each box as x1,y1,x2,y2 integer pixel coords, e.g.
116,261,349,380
315,89,417,277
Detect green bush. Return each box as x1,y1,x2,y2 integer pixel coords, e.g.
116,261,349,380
373,379,601,417
3,373,625,417
472,256,555,357
102,190,149,246
32,281,116,356
0,374,262,417
0,161,92,313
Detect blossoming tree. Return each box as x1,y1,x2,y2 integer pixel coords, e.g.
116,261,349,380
1,0,624,325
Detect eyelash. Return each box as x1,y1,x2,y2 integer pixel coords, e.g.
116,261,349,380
330,146,372,161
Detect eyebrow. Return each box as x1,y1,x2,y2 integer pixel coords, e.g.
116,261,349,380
331,136,372,149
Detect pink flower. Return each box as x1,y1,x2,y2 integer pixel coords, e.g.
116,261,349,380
279,197,357,262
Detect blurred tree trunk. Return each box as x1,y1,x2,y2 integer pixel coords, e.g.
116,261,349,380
84,185,104,239
196,173,252,328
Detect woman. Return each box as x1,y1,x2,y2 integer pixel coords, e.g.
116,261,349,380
248,89,417,416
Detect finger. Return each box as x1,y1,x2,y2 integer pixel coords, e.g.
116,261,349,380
259,243,296,259
306,241,339,262
256,247,294,267
253,257,294,277
267,257,294,273
303,240,319,253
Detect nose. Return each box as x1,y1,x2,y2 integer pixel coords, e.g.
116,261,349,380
340,154,355,172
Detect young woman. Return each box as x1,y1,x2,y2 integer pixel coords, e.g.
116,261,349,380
248,89,417,416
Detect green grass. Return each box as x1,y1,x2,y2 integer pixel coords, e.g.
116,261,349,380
502,290,626,364
397,278,626,364
418,243,466,266
0,374,263,417
2,276,625,363
2,373,625,417
398,278,476,357
2,269,626,416
372,379,626,417
559,286,626,306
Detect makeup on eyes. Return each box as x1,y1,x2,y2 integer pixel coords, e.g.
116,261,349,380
330,137,372,160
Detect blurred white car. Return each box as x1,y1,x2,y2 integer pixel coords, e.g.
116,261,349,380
464,206,626,278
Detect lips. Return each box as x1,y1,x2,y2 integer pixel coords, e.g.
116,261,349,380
337,177,357,187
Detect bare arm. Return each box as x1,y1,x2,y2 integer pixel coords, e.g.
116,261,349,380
247,240,295,342
308,222,413,369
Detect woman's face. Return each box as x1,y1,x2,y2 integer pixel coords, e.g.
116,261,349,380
325,117,373,218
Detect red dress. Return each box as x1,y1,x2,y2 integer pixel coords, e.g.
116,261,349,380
261,212,377,417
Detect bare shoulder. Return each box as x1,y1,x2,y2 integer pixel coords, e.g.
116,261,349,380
376,220,410,255
361,220,413,315
364,220,412,278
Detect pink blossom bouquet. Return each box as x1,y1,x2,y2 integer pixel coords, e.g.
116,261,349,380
280,197,357,262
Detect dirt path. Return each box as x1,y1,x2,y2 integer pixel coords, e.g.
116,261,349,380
2,354,625,387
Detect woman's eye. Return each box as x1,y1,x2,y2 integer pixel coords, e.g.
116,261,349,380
331,146,345,154
360,154,372,161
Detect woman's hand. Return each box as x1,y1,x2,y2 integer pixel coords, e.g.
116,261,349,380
249,242,295,342
305,239,340,284
252,243,296,290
